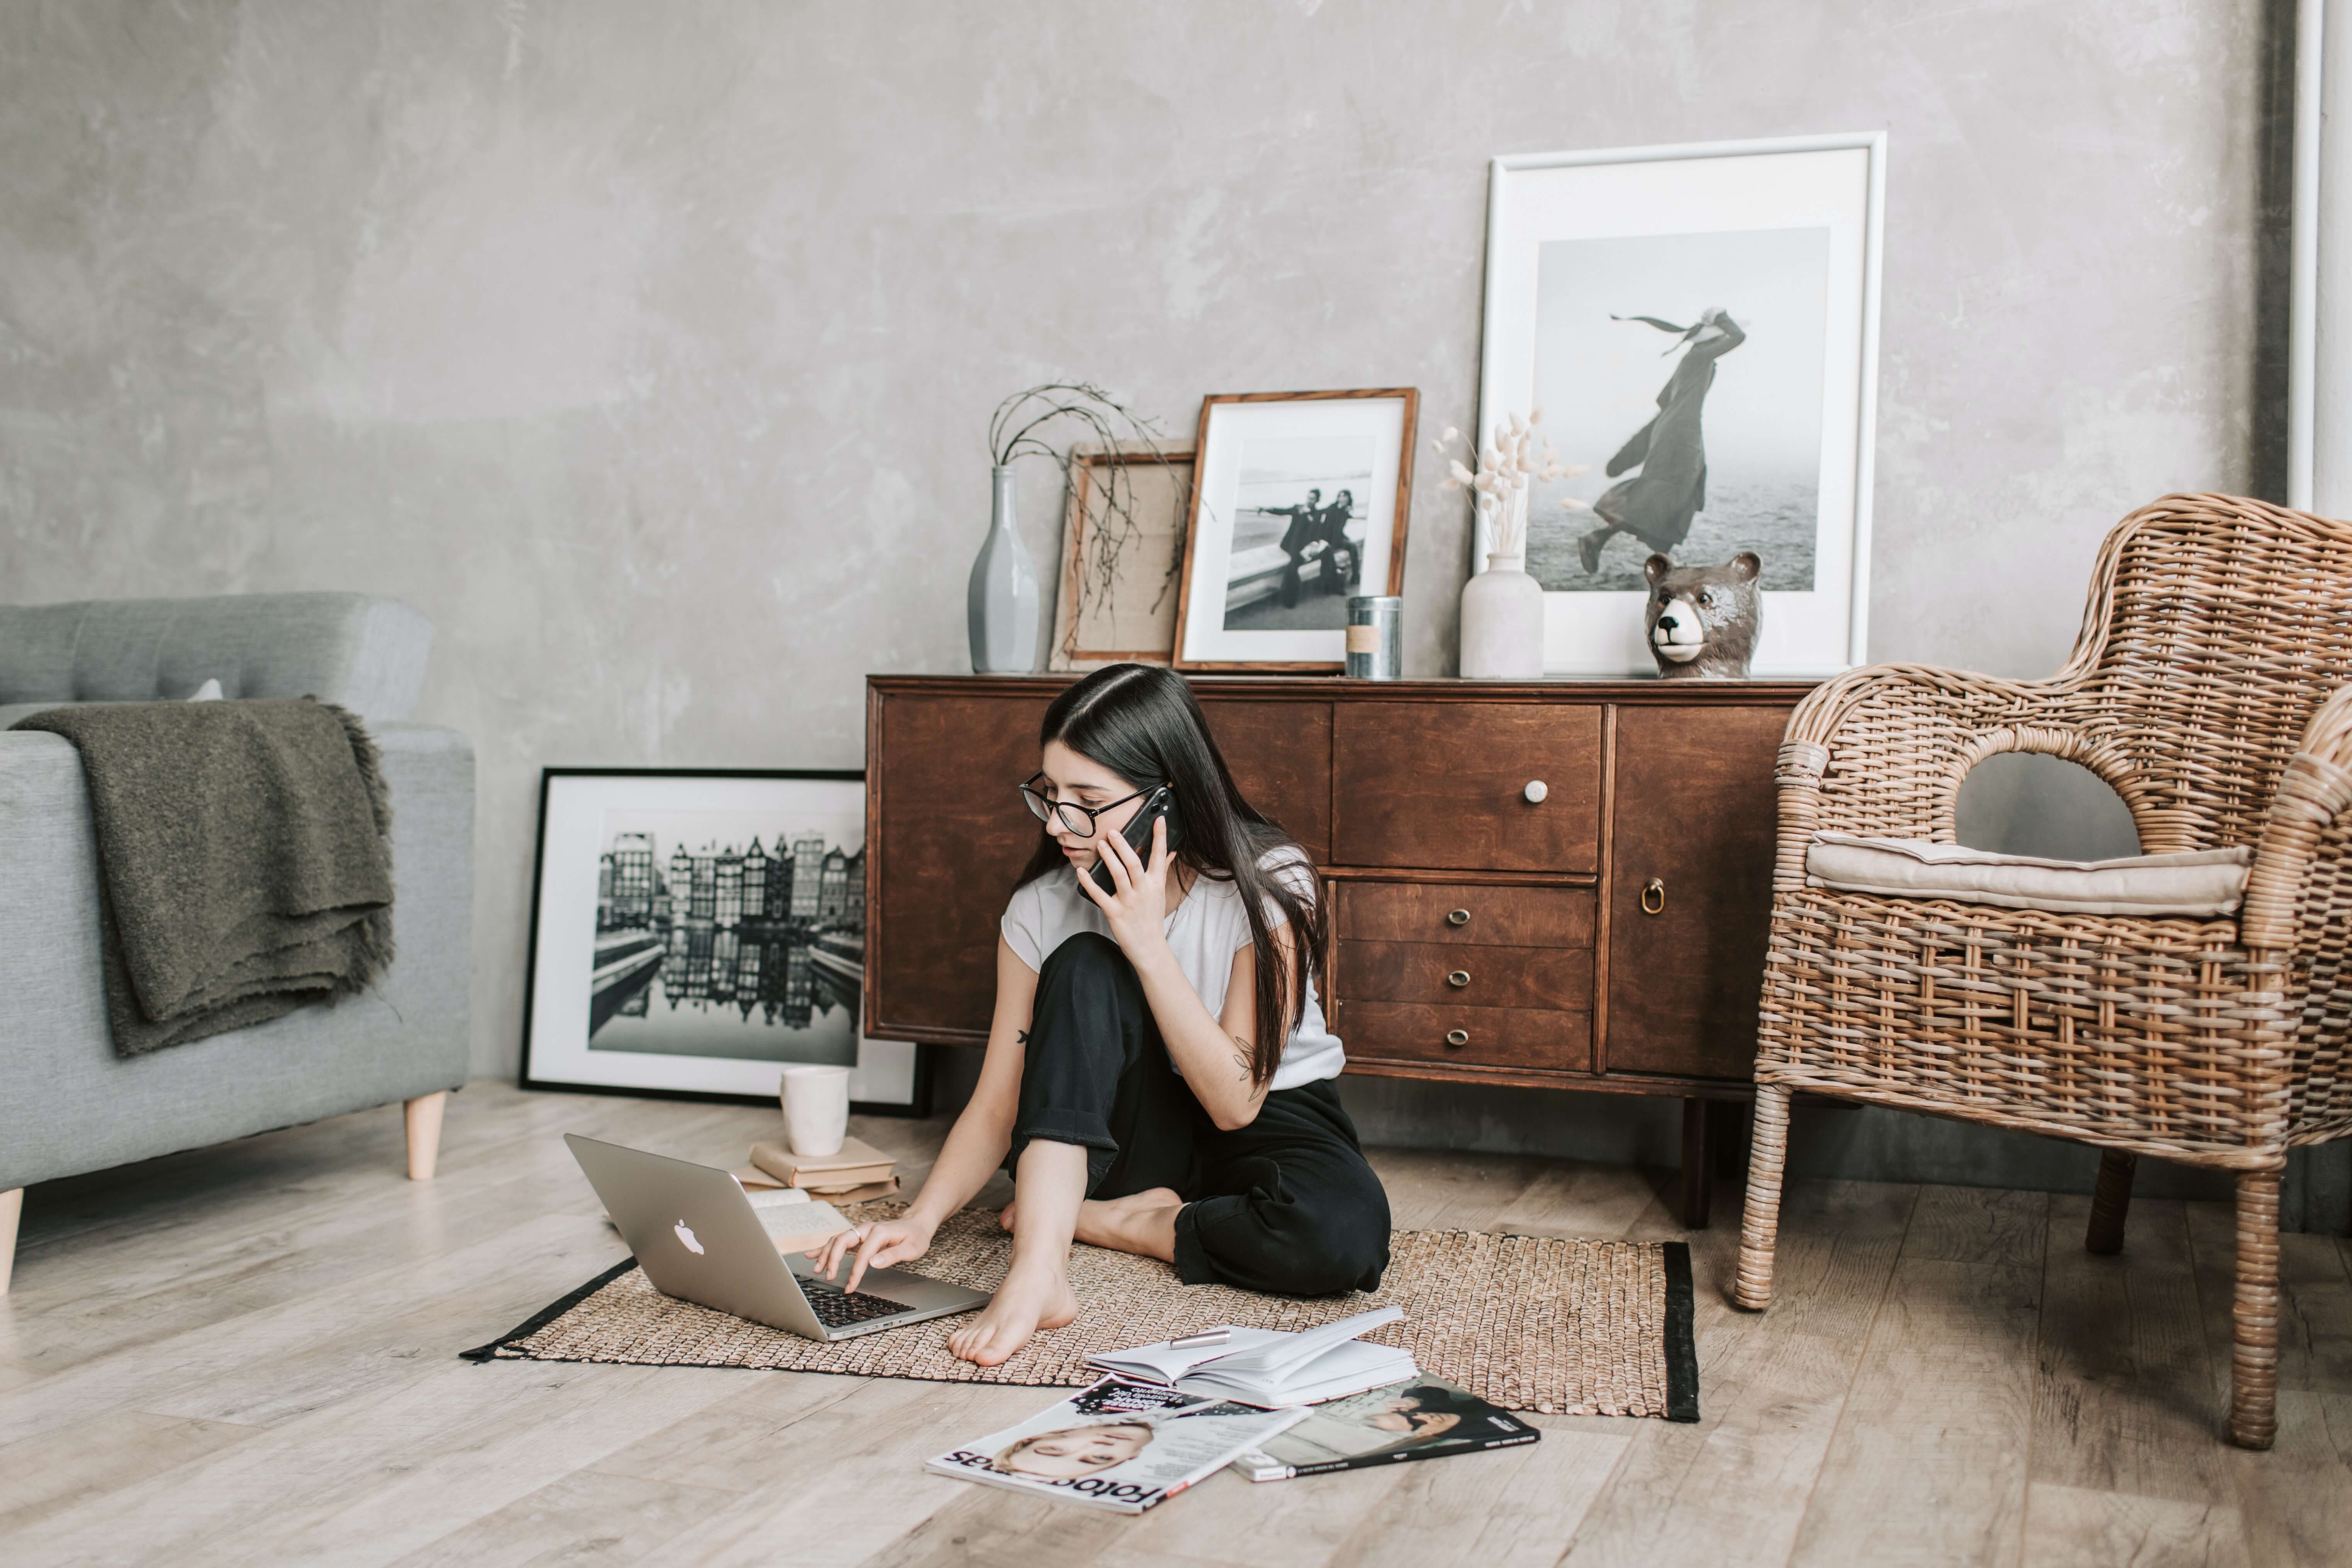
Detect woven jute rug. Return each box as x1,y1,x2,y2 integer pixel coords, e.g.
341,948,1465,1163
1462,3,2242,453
463,1204,1697,1419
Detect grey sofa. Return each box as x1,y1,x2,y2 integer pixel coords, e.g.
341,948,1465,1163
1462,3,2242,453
0,594,473,1290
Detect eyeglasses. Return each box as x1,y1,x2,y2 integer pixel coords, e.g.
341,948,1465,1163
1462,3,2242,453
1019,774,1154,838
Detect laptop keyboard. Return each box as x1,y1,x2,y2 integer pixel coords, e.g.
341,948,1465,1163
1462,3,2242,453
800,1275,915,1328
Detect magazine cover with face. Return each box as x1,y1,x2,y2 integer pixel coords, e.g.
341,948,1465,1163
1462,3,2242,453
1229,1374,1541,1481
925,1377,1309,1513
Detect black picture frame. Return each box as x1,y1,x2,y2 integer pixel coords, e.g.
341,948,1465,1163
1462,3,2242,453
517,766,931,1116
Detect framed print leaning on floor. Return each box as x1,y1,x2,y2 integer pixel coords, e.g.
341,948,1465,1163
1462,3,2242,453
1478,134,1884,677
1173,388,1418,671
519,767,927,1113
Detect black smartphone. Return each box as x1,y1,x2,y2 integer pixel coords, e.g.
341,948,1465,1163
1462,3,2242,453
1090,785,1184,894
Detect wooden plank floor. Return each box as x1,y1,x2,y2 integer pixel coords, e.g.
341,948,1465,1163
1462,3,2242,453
1,1080,2345,1566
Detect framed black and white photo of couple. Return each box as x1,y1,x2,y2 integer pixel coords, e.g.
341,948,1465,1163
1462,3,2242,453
1172,388,1418,671
519,767,928,1114
1478,134,1885,676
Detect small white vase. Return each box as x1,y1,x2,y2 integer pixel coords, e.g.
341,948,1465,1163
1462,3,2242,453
1458,553,1544,679
968,464,1039,673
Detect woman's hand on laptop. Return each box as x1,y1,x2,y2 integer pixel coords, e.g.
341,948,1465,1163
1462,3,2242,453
809,1215,934,1295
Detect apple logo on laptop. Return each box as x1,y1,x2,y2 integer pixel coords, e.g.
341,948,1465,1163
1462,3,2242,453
673,1220,704,1255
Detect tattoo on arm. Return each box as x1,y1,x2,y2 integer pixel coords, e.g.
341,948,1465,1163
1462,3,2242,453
1016,1030,1029,1044
1232,1035,1253,1083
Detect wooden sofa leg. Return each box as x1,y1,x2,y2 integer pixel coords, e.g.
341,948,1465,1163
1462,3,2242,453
2230,1170,2282,1449
2085,1149,2136,1255
405,1092,448,1182
0,1187,20,1296
1734,1083,1792,1310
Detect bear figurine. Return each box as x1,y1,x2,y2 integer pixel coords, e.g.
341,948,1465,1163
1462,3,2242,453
1643,551,1760,679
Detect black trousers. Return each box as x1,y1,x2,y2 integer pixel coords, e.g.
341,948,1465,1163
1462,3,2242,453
1009,931,1391,1295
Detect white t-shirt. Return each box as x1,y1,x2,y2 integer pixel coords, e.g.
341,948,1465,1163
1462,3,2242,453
998,850,1345,1092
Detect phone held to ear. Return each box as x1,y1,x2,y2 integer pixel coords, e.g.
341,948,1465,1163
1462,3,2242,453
1091,786,1184,895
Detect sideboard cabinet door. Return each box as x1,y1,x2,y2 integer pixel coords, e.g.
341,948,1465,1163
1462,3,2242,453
1603,703,1789,1080
1332,702,1602,872
1197,697,1333,863
869,692,1051,1040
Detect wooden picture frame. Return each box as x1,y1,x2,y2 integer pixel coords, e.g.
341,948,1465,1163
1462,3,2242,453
518,766,929,1114
1048,441,1196,670
1172,388,1418,672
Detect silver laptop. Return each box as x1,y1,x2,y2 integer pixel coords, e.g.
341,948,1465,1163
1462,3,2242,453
564,1133,990,1341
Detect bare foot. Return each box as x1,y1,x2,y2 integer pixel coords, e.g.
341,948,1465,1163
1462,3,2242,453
998,1199,1017,1234
1075,1188,1182,1263
948,1263,1078,1366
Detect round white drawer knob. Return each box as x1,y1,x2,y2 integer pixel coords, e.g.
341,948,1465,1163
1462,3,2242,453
1523,780,1548,803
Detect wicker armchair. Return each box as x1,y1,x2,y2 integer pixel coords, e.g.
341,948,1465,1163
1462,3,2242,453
1734,493,2352,1450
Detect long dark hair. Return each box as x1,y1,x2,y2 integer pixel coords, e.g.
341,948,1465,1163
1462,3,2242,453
1016,664,1324,1086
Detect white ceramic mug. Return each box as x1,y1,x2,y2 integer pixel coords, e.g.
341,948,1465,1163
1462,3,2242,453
778,1065,852,1157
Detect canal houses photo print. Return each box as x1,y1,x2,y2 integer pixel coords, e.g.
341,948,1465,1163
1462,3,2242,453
520,769,925,1111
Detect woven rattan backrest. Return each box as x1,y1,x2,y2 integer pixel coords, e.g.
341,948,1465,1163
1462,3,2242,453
2062,495,2352,853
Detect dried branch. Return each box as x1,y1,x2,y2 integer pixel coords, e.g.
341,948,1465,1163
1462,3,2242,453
988,384,1185,660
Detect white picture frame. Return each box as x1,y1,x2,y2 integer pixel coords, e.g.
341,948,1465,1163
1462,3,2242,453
1173,389,1419,671
1477,133,1885,677
519,768,925,1111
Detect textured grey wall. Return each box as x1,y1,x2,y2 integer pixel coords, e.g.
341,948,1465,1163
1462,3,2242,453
0,1,2277,1092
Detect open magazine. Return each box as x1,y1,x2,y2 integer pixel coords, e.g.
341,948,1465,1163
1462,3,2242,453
1229,1374,1540,1481
926,1378,1308,1514
1084,1306,1414,1407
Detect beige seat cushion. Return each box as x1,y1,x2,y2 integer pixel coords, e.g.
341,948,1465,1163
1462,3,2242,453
1804,833,2251,917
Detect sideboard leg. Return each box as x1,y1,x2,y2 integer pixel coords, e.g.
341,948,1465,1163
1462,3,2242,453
1679,1098,1713,1229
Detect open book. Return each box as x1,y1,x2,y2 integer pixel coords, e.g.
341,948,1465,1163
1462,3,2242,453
927,1378,1307,1514
1084,1307,1414,1408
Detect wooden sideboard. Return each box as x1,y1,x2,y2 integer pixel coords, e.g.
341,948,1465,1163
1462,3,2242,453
863,674,1812,1224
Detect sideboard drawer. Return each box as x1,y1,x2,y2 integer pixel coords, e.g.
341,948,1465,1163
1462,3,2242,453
1336,939,1593,1010
1338,880,1594,947
1332,702,1602,872
1341,1000,1593,1073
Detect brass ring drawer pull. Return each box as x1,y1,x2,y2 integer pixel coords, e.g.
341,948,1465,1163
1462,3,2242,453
1446,970,1471,988
1444,1029,1469,1048
1446,908,1470,927
1641,878,1666,915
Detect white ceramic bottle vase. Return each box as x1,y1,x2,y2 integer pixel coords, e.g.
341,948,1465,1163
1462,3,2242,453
1458,553,1545,679
968,464,1039,673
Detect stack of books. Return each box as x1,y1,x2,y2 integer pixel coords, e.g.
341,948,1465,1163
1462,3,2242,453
736,1134,899,1204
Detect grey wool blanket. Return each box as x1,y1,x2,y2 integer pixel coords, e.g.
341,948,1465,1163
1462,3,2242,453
10,698,395,1055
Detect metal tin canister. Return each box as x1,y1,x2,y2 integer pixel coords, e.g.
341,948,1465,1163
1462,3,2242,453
1346,596,1402,680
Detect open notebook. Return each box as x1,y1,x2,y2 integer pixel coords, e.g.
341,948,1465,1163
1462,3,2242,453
1084,1307,1413,1407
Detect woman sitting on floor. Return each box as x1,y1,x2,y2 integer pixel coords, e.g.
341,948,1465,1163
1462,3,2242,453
810,662,1391,1365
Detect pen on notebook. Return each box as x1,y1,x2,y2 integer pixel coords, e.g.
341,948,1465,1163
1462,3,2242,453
1169,1329,1231,1349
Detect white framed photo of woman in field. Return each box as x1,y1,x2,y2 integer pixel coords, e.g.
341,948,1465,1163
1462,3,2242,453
1172,389,1418,671
1477,134,1884,676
